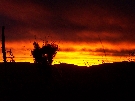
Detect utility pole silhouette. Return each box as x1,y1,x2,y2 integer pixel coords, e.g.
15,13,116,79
2,26,6,63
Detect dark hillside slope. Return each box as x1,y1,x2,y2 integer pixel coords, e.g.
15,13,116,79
0,62,135,100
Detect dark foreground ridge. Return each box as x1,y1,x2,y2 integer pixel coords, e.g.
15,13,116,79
0,62,135,100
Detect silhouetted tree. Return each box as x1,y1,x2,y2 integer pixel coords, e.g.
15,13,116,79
31,41,58,66
7,49,15,62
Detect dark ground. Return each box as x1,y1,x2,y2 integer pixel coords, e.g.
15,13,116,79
0,62,135,101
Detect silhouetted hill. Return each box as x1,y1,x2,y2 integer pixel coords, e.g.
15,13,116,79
0,62,135,100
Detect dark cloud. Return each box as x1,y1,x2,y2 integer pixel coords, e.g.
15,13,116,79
54,46,135,57
94,48,135,56
0,0,135,44
59,48,76,52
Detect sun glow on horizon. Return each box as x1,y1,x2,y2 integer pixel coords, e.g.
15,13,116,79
0,51,134,66
0,41,135,66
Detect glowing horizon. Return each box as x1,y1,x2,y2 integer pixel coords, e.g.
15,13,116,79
0,41,135,66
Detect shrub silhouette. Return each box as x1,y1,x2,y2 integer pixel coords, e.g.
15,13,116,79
7,49,15,62
31,41,58,66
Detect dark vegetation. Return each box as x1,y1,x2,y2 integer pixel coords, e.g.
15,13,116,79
0,62,135,100
31,41,58,65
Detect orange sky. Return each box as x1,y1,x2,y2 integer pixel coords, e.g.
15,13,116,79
0,0,135,66
0,41,135,66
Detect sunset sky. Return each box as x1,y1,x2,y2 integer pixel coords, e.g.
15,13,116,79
0,0,135,66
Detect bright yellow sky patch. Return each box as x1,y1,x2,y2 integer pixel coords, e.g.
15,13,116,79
0,41,135,66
